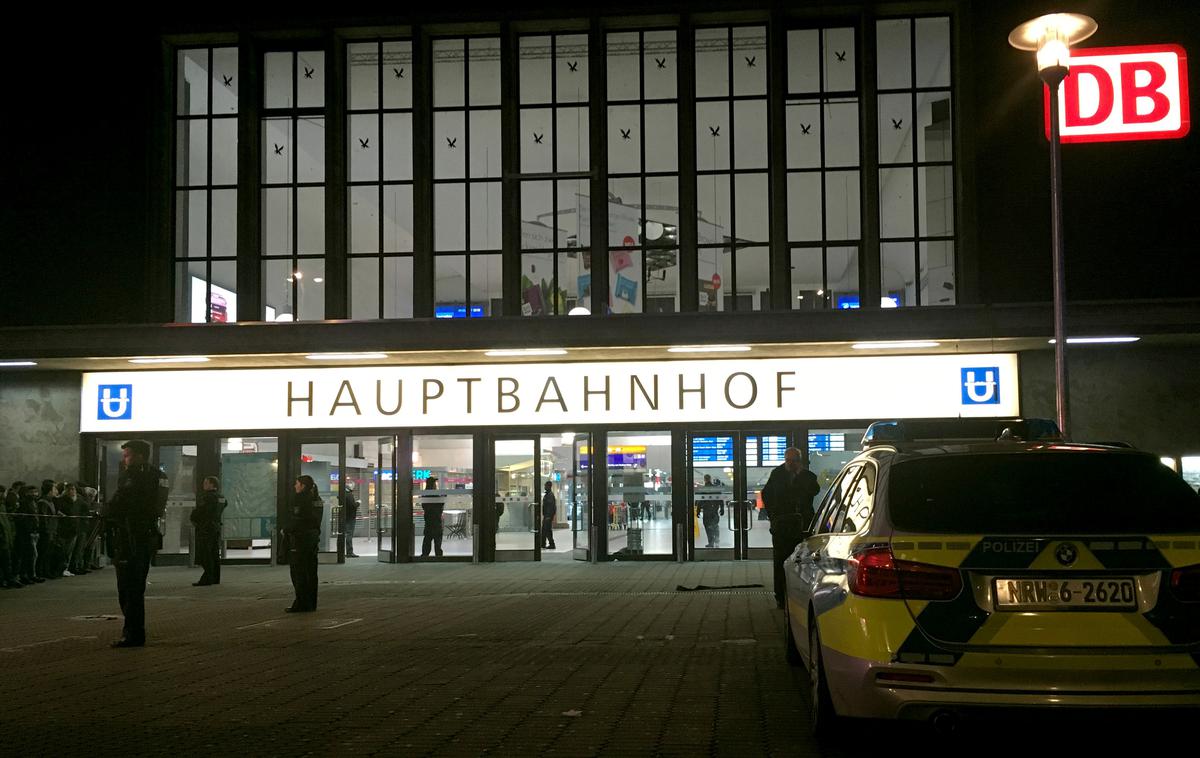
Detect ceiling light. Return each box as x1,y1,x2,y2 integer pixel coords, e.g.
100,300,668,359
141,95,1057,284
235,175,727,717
851,341,941,350
0,360,37,367
313,277,324,283
128,356,211,364
305,352,388,360
666,345,752,353
485,349,568,357
1047,336,1140,345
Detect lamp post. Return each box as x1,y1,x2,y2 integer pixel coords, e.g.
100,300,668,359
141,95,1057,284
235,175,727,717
1008,13,1097,440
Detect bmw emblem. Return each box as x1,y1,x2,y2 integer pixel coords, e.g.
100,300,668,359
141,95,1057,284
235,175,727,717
1055,543,1078,567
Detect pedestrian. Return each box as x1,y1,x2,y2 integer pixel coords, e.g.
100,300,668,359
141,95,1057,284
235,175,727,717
106,439,169,648
190,476,226,586
14,485,42,584
285,475,322,613
55,482,79,577
419,477,444,558
36,480,60,580
760,447,819,609
540,481,557,550
697,497,724,549
69,484,94,575
342,481,360,557
0,484,22,588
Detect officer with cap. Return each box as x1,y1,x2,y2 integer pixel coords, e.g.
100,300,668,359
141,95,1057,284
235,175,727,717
106,439,168,648
190,476,227,586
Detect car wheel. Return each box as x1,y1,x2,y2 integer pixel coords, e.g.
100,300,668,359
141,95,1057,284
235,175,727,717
784,608,802,667
808,618,840,737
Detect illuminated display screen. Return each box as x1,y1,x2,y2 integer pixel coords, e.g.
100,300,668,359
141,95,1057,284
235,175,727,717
692,436,733,466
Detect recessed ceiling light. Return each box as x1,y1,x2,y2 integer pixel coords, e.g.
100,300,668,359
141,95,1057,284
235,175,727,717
851,341,941,350
305,352,388,360
1047,336,1140,344
128,356,211,364
0,360,37,367
485,349,568,357
666,345,752,353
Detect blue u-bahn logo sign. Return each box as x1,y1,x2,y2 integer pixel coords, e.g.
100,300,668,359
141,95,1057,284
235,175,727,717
961,367,1000,405
97,384,133,420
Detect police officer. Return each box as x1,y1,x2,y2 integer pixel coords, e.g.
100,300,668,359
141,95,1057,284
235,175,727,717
342,481,360,558
106,439,169,647
761,447,819,609
540,481,557,550
190,476,227,586
285,475,323,612
419,477,444,558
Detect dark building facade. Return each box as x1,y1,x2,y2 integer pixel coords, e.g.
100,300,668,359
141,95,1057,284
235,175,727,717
2,1,1198,566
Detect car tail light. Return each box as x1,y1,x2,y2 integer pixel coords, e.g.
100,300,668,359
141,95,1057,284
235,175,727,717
1170,564,1200,602
849,546,963,601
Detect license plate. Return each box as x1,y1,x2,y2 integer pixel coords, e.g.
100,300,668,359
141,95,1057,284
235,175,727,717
993,577,1137,610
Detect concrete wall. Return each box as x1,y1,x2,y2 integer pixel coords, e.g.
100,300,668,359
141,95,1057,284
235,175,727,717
1019,346,1200,457
0,372,82,486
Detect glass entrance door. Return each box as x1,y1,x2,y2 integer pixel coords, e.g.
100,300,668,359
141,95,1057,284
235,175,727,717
412,434,475,561
494,437,540,560
343,435,396,562
571,434,590,561
298,440,342,562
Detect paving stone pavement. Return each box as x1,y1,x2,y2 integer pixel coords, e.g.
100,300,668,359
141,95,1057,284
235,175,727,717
0,560,1184,756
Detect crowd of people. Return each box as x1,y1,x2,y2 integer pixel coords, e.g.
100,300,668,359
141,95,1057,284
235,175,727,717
0,479,105,589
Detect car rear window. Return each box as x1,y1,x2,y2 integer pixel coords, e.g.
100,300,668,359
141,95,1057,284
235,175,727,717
888,452,1200,534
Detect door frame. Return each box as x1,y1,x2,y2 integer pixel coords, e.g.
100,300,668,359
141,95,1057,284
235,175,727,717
490,433,541,562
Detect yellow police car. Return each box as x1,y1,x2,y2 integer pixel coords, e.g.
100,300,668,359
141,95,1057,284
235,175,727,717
783,419,1200,733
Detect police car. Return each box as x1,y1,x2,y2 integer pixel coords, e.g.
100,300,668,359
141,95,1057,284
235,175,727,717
783,419,1200,732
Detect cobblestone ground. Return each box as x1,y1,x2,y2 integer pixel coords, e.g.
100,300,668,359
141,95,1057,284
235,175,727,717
0,560,1185,756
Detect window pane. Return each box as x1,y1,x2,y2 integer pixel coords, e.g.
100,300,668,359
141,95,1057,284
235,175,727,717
920,166,954,237
296,51,325,108
696,101,729,171
178,49,209,116
787,173,821,241
918,92,952,162
349,185,379,254
734,100,768,169
876,20,911,90
644,103,677,173
786,101,821,169
557,106,589,172
434,183,466,251
383,113,413,181
521,181,553,248
350,257,379,319
879,167,914,239
521,108,553,173
920,241,955,306
297,117,325,183
264,52,293,109
610,249,642,314
296,187,325,254
695,28,728,98
349,114,379,182
697,247,720,310
608,105,640,174
177,190,207,258
383,256,414,318
881,242,914,307
737,246,769,310
823,28,856,92
878,93,913,163
646,248,678,313
434,111,465,179
175,260,203,323
733,27,766,97
212,117,238,185
382,184,414,252
211,189,237,257
262,118,292,184
824,99,859,168
788,30,819,94
916,18,951,88
644,31,676,100
558,179,586,249
261,187,292,256
263,259,293,320
433,39,465,108
210,259,237,323
469,109,502,178
470,181,502,251
472,253,503,315
212,48,238,114
827,247,859,306
520,36,552,105
296,258,325,320
607,32,640,102
177,119,207,186
522,252,555,315
698,173,731,241
469,38,501,106
382,41,413,109
557,35,589,102
791,247,824,309
608,178,641,246
734,173,769,242
348,42,379,111
435,255,466,310
825,171,860,241
645,177,678,240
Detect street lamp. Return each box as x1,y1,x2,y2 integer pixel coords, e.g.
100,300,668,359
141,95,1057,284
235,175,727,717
1008,12,1097,440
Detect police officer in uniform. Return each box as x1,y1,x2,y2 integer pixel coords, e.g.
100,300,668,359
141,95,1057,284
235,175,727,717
540,481,557,550
342,481,360,558
761,447,819,609
106,439,169,647
285,475,323,613
190,475,227,586
419,477,444,558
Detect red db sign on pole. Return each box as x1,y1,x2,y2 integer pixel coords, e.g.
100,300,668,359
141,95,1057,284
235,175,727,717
1045,44,1190,143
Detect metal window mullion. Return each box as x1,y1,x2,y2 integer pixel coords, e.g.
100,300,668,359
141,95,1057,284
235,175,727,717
588,22,608,317
328,33,347,320
463,40,473,311
859,16,881,311
377,41,386,318
551,34,560,315
412,30,433,317
205,47,215,323
501,29,522,316
238,38,261,321
909,20,921,307
767,13,789,310
677,19,698,312
817,30,830,307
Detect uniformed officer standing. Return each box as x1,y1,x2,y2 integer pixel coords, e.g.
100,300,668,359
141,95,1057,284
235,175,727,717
190,476,227,586
419,477,445,558
341,481,360,558
106,439,168,648
761,447,819,609
285,475,323,613
540,481,557,550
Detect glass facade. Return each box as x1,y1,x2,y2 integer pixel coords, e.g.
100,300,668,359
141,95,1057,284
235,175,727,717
167,14,957,322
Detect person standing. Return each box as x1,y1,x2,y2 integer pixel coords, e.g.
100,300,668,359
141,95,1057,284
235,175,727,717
14,485,42,584
342,481,360,558
285,475,322,613
0,485,22,588
697,498,724,549
419,477,444,558
540,481,557,550
760,447,819,609
36,481,60,580
55,482,79,577
190,476,227,586
106,440,169,647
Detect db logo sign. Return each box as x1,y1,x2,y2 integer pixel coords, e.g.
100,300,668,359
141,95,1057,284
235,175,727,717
1046,44,1190,143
